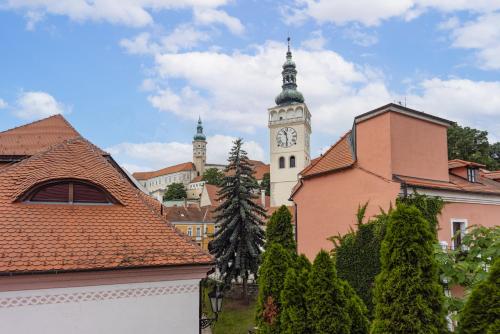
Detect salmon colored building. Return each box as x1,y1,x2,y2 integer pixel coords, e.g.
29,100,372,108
291,103,500,259
0,115,213,334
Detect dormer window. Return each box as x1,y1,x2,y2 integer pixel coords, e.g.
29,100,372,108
467,167,477,183
24,180,114,204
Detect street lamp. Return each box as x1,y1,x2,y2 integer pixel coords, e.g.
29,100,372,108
200,284,223,329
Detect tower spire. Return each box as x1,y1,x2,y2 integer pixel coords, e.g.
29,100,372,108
193,116,206,141
275,37,304,106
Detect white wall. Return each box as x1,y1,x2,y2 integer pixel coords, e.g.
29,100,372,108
0,279,200,334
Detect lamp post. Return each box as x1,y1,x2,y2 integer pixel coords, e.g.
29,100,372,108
200,284,223,329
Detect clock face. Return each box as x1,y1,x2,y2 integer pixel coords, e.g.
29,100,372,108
277,127,297,148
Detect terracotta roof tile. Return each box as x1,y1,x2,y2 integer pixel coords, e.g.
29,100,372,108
448,159,486,169
132,162,195,180
0,114,82,156
165,206,214,222
481,170,500,181
253,164,270,180
301,131,355,178
0,138,213,274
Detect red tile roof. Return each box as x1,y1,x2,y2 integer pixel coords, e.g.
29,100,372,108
253,164,270,180
165,205,214,222
133,162,195,180
448,159,486,169
481,170,500,181
0,138,213,274
301,131,355,178
0,114,82,156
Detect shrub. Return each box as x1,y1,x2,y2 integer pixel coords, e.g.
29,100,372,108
265,205,296,252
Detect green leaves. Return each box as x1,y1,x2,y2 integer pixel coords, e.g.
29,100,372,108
162,182,187,201
265,205,296,252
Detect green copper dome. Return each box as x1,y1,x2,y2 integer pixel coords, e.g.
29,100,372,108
275,37,305,106
193,117,206,141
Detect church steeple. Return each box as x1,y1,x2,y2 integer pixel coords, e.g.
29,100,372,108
193,116,206,141
275,37,305,106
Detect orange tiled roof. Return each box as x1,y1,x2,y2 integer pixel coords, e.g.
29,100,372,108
253,164,270,180
204,184,221,207
133,162,195,180
191,175,204,183
0,114,82,156
395,173,500,195
448,159,486,169
301,131,355,178
165,205,214,223
0,138,213,274
481,170,500,181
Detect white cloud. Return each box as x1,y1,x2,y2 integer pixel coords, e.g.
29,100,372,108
13,91,69,120
147,40,391,135
106,134,265,171
446,13,500,70
25,10,44,30
408,78,500,141
343,25,378,47
0,98,8,109
286,0,500,27
193,8,244,35
301,30,327,50
3,0,233,28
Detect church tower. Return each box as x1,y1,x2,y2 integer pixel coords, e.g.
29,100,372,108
268,38,312,207
193,117,207,176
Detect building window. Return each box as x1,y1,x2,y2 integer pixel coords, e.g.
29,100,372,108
467,168,477,183
187,227,192,237
196,226,201,237
24,180,114,204
289,156,296,168
451,219,467,250
279,156,285,169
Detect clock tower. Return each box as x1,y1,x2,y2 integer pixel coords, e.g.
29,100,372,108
268,38,311,207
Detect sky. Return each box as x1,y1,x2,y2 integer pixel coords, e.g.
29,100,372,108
1,0,499,173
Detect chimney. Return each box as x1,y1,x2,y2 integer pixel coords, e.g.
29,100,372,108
261,189,266,207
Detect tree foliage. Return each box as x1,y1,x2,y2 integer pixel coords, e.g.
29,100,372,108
202,167,225,186
372,204,448,334
397,192,444,234
342,280,370,334
255,243,293,333
448,123,499,170
280,267,311,334
459,258,500,334
208,138,266,300
307,250,351,334
261,172,270,196
265,205,296,252
162,182,187,201
435,225,500,315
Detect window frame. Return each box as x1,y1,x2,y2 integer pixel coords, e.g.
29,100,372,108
21,179,117,205
289,155,296,168
450,218,468,250
279,156,285,169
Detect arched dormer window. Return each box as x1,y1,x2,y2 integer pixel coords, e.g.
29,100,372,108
289,156,296,168
23,179,115,205
279,156,285,169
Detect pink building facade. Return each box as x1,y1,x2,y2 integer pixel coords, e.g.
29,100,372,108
292,103,500,259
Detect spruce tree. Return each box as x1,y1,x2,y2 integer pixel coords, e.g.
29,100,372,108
307,250,351,334
341,280,370,334
280,267,310,334
208,138,266,301
265,205,296,252
459,258,500,334
255,243,292,333
372,204,448,334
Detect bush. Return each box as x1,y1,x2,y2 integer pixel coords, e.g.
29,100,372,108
459,258,500,334
265,205,295,252
372,204,448,334
307,250,351,334
341,280,370,334
280,267,310,334
163,182,187,200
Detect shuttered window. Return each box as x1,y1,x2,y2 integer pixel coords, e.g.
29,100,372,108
27,180,112,204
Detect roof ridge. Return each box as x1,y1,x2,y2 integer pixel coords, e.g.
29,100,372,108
0,114,80,136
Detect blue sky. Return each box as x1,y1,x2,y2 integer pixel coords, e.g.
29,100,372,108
1,1,499,172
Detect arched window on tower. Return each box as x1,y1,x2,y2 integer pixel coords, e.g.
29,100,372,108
279,156,285,169
289,156,296,168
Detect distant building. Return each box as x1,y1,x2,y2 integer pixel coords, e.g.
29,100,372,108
291,103,500,260
165,205,215,251
0,115,213,334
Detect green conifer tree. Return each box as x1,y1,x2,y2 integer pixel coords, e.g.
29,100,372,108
372,204,448,334
459,258,500,334
307,250,351,334
280,267,311,334
255,243,292,333
265,205,296,252
208,138,266,301
341,280,370,334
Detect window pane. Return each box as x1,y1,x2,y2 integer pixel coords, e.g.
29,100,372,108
31,183,70,202
279,157,285,169
290,156,296,168
73,183,109,203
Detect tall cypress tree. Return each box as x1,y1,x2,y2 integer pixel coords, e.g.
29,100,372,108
372,204,448,334
459,258,500,334
265,205,296,252
208,138,266,301
280,267,311,334
255,243,292,333
341,280,370,334
307,250,351,334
